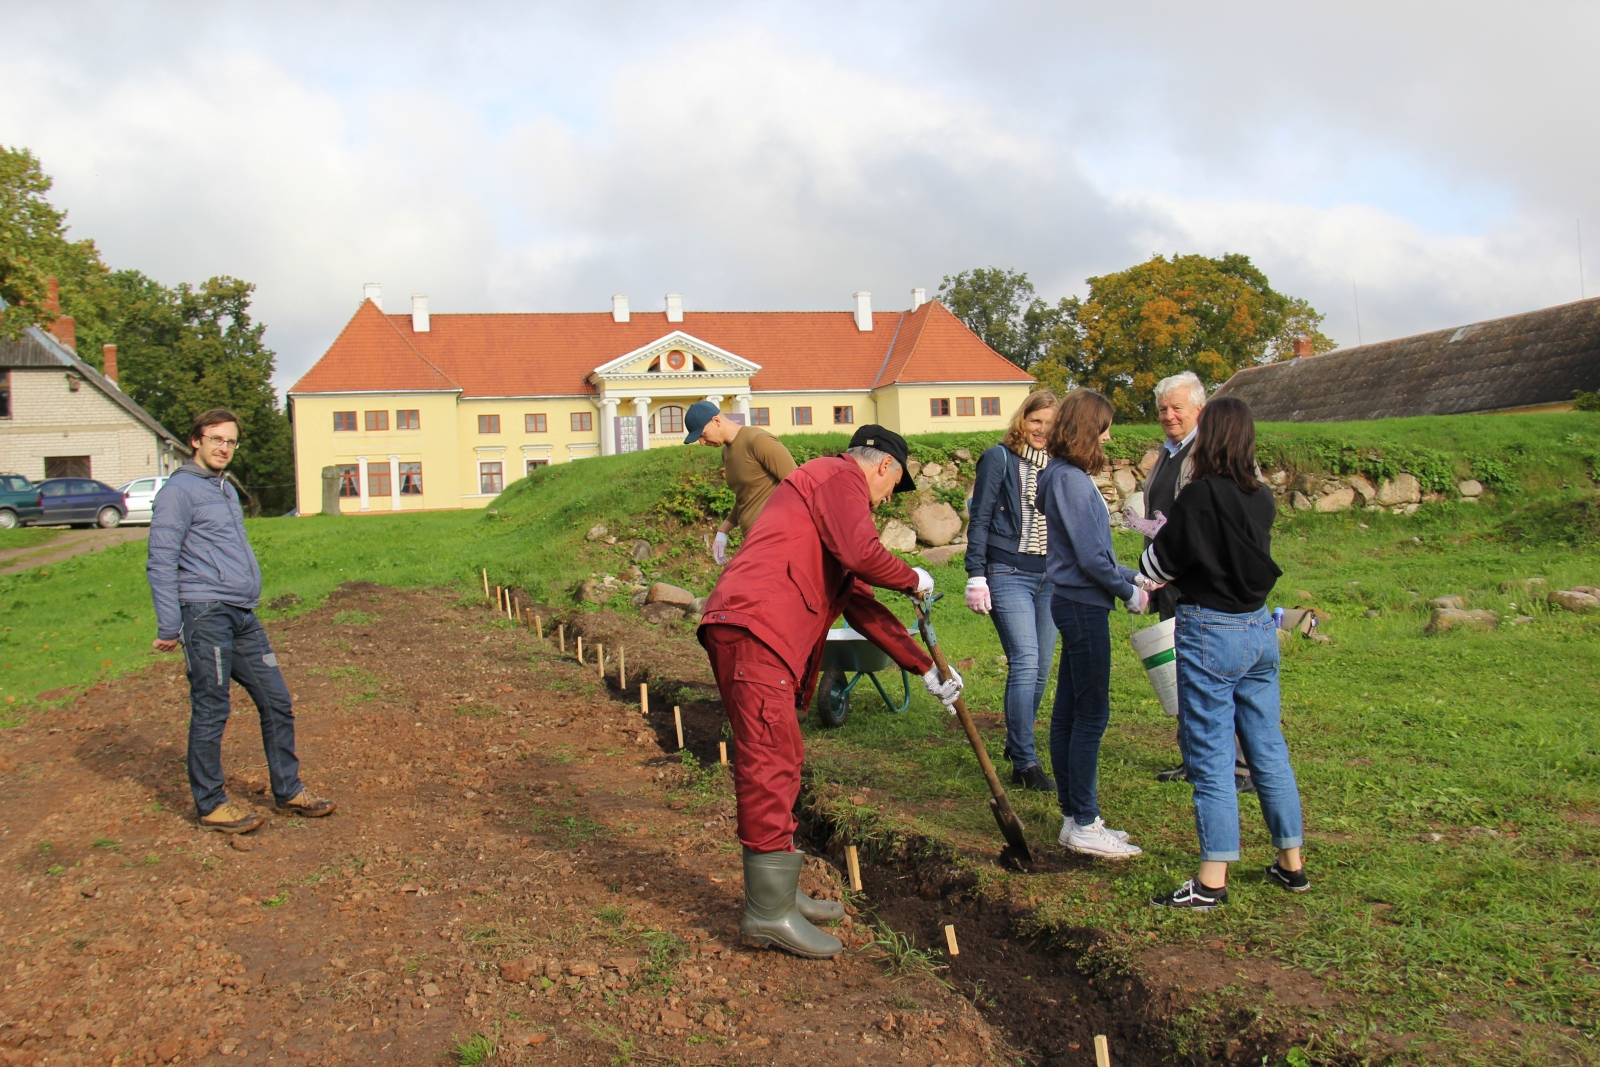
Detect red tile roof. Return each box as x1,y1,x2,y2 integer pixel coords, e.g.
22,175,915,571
290,299,1033,398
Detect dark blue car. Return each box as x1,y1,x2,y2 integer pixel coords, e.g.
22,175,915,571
32,478,127,528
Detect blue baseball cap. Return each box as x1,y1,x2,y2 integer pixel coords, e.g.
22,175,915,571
683,400,722,444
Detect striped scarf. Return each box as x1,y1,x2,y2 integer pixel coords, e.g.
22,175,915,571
1015,445,1049,555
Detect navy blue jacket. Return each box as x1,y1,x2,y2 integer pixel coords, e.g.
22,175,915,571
147,462,263,639
1036,461,1138,609
964,445,1027,578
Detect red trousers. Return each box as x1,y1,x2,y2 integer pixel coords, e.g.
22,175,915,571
701,624,805,853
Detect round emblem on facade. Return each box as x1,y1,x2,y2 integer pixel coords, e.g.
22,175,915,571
666,350,687,370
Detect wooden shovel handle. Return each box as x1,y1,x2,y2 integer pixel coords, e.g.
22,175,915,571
924,625,1009,804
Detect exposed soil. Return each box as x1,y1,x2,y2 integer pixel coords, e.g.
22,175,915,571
0,584,998,1066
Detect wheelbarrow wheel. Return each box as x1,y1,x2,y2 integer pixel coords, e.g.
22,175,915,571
815,669,850,728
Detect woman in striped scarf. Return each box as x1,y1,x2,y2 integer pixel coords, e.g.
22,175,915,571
964,391,1059,793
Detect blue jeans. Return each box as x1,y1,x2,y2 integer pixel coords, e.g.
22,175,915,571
987,565,1056,771
1174,604,1304,861
1049,597,1112,826
180,602,302,815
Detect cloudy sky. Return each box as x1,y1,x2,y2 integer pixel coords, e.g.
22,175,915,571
2,1,1595,390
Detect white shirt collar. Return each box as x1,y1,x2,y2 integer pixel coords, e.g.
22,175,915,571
1163,425,1198,457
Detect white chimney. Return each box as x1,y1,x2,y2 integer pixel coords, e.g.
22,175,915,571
364,282,383,310
612,294,630,323
665,293,683,323
411,294,430,333
853,291,873,332
910,287,926,311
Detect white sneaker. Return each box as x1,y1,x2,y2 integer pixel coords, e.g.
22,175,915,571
1056,816,1131,846
1061,818,1143,859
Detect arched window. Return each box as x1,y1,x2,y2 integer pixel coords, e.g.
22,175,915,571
656,405,684,435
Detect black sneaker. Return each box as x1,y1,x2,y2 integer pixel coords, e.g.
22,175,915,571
1152,879,1229,910
1156,766,1188,783
1265,862,1309,893
1017,764,1056,793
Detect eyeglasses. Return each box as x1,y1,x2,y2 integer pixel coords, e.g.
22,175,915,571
200,435,240,450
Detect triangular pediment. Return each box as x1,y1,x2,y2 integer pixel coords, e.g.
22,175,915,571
591,331,761,380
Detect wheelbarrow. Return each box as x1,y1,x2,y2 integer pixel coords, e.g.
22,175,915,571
813,624,915,727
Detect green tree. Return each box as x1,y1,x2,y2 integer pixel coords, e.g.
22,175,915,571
1037,253,1336,420
936,267,1064,370
0,146,114,348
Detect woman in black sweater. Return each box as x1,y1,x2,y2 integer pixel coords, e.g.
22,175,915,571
1138,397,1309,909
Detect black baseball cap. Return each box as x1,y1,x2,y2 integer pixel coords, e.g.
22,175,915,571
848,425,917,493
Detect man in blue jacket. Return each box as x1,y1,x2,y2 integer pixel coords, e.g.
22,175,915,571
148,409,335,833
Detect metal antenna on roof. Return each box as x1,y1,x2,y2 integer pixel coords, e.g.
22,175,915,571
1351,277,1363,346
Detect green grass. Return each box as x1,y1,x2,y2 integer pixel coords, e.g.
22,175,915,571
0,527,63,552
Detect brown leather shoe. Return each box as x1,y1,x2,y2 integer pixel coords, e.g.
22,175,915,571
276,790,337,818
200,802,267,834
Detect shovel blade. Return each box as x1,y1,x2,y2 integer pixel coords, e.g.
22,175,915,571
988,796,1032,862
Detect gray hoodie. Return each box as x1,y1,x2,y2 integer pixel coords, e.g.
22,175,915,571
147,462,263,639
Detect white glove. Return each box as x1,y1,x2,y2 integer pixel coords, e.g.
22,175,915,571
921,666,964,712
1126,586,1150,614
912,567,935,595
1132,572,1164,593
712,531,729,565
965,577,992,614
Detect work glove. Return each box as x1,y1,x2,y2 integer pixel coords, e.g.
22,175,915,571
1126,586,1150,615
712,531,729,566
921,666,965,712
912,567,935,596
1122,508,1167,538
1132,572,1164,593
965,577,992,614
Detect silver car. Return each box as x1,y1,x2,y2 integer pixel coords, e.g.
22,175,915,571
117,476,169,525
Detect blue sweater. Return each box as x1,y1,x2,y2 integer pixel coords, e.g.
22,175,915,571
147,462,263,639
1036,461,1137,608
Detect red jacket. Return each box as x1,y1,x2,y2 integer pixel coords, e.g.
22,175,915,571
699,456,934,708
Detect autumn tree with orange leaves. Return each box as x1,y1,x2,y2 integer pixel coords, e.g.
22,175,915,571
1032,253,1335,421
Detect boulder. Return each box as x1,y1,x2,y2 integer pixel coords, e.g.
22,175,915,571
1499,578,1547,596
909,502,963,547
646,582,696,607
1457,479,1484,498
630,540,653,562
1430,595,1465,610
1291,491,1313,510
576,579,610,604
690,596,709,614
585,524,609,542
1124,492,1146,521
1425,608,1498,635
1294,472,1321,494
1139,450,1160,475
1375,473,1422,506
920,545,966,567
631,590,649,608
1401,503,1421,516
1349,475,1376,503
1269,469,1288,487
1113,468,1138,496
1315,487,1357,513
921,462,944,479
641,603,686,625
906,459,922,478
1548,590,1600,614
952,448,973,462
879,519,918,552
1576,586,1600,596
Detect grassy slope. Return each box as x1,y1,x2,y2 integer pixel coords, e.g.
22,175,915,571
1,416,1597,1061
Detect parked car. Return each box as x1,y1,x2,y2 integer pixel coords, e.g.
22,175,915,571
117,476,169,525
0,474,43,529
31,478,127,528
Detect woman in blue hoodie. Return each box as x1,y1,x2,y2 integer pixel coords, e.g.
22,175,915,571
1037,389,1159,859
963,390,1058,793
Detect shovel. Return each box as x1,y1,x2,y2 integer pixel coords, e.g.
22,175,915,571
912,593,1033,862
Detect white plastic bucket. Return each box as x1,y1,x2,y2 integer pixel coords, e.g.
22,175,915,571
1129,617,1179,717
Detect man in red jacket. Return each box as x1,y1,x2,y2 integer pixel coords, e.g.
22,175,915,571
699,425,964,958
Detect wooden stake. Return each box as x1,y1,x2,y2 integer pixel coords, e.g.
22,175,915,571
1094,1035,1110,1067
639,682,648,719
943,924,960,956
482,569,489,598
576,636,583,664
619,647,626,690
535,615,543,640
597,644,605,682
718,741,728,766
845,845,861,892
558,624,565,654
673,705,683,750
495,585,502,610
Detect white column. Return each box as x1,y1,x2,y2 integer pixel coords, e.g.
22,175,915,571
357,455,370,512
733,394,751,421
703,394,725,406
388,453,401,510
632,397,653,450
599,397,620,456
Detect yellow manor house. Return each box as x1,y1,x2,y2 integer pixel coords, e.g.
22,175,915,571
288,287,1035,514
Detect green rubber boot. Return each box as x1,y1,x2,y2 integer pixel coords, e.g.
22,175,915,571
741,849,843,959
792,851,846,924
